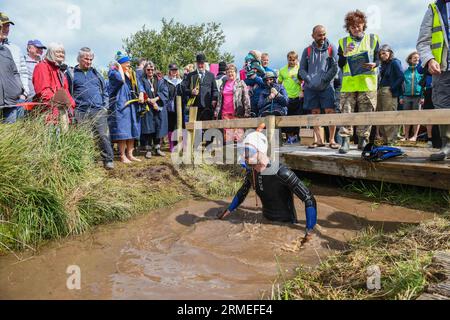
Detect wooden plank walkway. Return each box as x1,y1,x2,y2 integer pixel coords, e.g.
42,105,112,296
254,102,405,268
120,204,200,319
417,251,450,300
278,144,450,190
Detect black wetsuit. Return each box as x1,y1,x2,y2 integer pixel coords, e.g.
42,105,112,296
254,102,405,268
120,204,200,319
228,164,317,230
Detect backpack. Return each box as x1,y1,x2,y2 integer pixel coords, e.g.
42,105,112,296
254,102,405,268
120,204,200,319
362,143,404,162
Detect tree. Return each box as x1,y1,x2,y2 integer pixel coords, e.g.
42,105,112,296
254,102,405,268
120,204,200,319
123,19,234,73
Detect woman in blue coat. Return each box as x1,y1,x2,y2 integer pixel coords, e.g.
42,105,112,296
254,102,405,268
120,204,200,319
108,52,145,163
140,61,169,158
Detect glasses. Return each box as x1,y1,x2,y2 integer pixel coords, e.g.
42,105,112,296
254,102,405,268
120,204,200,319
146,68,154,71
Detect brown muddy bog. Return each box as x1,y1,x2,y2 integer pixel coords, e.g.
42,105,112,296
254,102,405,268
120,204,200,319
0,188,434,300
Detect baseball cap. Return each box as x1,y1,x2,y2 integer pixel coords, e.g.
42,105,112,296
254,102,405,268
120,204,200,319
27,39,47,49
168,63,178,70
0,13,15,25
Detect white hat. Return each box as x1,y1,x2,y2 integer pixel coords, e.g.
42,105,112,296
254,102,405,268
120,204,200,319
243,132,268,154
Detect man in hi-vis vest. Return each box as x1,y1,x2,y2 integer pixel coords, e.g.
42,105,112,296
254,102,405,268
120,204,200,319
417,0,450,161
337,10,380,154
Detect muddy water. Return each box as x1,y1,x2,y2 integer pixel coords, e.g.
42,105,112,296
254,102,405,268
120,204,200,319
0,189,434,300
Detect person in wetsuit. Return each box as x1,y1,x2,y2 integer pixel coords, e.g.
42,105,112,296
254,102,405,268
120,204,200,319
218,131,318,243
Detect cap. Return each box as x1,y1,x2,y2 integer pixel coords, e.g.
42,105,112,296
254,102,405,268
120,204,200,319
196,53,206,63
27,39,47,49
243,132,268,154
115,51,130,64
0,13,15,25
264,71,277,79
168,63,178,70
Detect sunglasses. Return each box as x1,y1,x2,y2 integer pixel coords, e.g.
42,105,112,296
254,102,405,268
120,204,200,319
146,68,154,71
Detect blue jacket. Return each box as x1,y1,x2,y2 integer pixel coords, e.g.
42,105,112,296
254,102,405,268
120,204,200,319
403,65,423,97
107,68,144,141
68,66,108,111
379,58,404,98
257,83,288,116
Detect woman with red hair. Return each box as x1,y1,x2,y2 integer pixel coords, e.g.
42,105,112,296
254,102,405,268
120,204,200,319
337,10,381,154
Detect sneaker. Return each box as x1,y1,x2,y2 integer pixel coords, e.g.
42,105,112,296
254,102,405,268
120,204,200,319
145,151,152,159
427,141,433,148
104,161,114,170
154,145,165,157
155,149,166,157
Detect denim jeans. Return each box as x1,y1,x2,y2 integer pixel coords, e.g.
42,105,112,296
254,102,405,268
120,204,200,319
75,108,114,163
1,107,17,124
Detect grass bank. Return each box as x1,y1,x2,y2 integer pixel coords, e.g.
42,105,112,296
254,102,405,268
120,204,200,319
277,217,449,300
342,180,449,213
0,119,243,253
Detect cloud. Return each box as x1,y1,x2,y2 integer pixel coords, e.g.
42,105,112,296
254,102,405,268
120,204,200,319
3,0,427,70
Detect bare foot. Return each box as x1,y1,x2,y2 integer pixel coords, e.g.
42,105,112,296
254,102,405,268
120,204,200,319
120,155,132,164
409,136,417,142
127,155,142,162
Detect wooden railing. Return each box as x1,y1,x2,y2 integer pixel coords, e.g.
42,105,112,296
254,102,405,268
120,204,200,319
174,98,450,156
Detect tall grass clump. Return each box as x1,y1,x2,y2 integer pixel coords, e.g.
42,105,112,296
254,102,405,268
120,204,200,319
0,118,97,248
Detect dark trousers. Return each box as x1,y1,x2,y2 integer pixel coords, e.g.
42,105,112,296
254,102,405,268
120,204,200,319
75,108,114,163
283,97,303,136
141,134,161,147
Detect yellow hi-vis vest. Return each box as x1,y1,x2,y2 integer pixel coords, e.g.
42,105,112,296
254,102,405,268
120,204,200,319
339,33,379,93
430,2,445,64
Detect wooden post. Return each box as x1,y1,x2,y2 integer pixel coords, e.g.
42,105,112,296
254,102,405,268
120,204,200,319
186,107,198,163
176,96,183,155
265,115,276,159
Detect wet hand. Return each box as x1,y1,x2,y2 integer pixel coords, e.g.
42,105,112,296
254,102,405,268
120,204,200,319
217,209,231,220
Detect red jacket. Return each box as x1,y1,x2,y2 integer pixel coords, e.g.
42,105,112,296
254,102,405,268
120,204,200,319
32,59,75,122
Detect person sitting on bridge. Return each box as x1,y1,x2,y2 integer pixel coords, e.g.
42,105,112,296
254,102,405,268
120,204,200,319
218,130,318,245
257,71,289,117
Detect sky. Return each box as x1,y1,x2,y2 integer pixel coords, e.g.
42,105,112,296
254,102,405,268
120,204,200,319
2,0,428,72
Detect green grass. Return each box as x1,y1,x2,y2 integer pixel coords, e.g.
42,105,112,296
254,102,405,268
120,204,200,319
343,180,450,213
277,217,449,300
0,119,97,248
177,164,244,199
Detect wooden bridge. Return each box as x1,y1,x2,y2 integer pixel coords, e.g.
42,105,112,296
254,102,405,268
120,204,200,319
175,100,450,190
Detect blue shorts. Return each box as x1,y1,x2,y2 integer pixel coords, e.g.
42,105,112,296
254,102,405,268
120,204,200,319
303,86,336,111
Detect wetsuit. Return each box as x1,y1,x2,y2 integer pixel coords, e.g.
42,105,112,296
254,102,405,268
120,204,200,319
228,164,317,231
